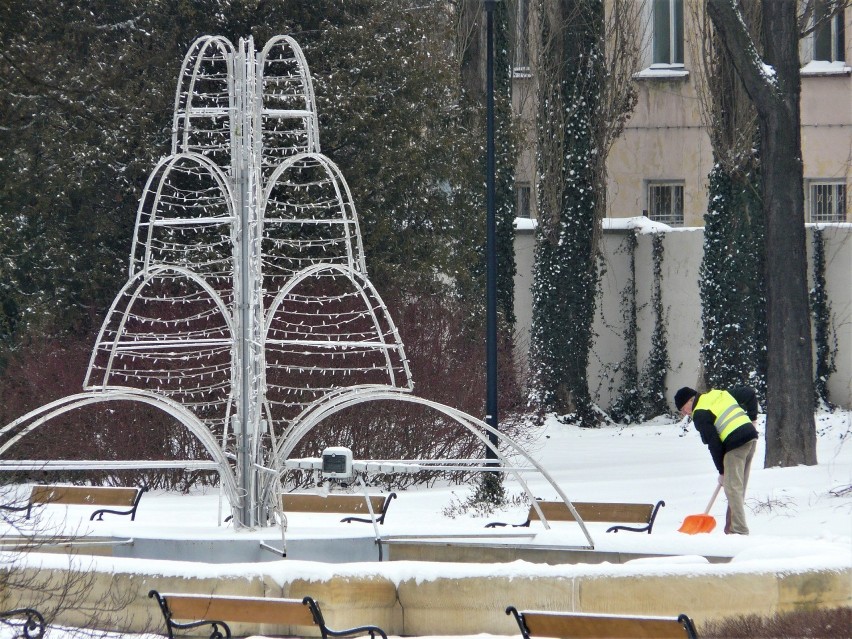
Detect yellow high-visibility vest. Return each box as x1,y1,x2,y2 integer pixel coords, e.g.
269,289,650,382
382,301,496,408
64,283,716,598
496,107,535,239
694,389,752,442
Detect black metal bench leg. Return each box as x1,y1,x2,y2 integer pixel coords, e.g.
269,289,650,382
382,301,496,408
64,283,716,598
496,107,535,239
679,613,699,639
90,487,147,521
148,590,232,639
341,492,397,525
0,608,46,639
606,500,666,534
303,596,388,639
505,606,532,639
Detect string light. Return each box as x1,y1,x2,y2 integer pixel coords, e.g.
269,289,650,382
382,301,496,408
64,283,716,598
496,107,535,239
85,35,413,463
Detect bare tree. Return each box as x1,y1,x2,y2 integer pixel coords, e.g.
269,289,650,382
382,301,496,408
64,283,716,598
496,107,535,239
689,1,769,401
797,0,852,36
532,0,645,236
0,486,136,637
596,0,646,215
689,1,761,171
705,0,819,467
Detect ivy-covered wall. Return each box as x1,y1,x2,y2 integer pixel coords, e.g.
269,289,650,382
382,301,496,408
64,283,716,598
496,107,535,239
514,222,852,412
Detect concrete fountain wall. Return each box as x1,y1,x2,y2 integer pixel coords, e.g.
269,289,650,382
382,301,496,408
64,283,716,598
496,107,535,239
2,552,849,637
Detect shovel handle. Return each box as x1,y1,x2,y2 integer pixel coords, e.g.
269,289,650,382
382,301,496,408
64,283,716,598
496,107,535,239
704,483,722,514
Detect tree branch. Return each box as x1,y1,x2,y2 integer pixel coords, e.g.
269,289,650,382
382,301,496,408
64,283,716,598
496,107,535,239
799,0,852,37
706,0,777,114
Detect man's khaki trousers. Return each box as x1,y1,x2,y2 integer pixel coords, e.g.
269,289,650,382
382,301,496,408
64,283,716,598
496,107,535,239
723,438,757,534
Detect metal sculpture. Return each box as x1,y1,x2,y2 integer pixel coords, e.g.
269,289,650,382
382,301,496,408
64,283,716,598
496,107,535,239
0,36,592,546
83,35,412,525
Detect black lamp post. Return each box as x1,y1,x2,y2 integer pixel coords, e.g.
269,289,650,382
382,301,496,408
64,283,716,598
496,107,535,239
484,0,499,463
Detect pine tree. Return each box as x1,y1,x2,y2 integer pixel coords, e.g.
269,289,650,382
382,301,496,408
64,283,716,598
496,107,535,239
455,0,518,336
0,0,178,340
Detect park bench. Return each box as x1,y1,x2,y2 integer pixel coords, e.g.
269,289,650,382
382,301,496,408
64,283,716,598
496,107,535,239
148,590,388,639
486,499,665,533
0,484,146,521
506,607,699,639
0,606,46,639
281,492,397,524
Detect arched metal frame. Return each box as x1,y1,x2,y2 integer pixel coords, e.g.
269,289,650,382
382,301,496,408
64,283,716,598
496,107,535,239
128,153,236,277
262,152,367,275
256,36,321,159
273,386,594,547
85,264,235,387
172,36,237,168
263,263,412,393
0,389,239,506
0,34,592,542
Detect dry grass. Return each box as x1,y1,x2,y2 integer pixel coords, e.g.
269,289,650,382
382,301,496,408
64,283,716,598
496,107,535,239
700,607,851,638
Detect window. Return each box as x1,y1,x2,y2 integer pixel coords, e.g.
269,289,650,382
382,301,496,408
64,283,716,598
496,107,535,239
653,0,684,65
647,182,684,226
814,2,846,62
514,0,530,72
516,183,532,219
809,182,847,222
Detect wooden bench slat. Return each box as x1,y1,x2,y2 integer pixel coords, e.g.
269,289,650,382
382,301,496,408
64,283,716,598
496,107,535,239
282,494,386,514
279,492,397,524
530,501,653,524
506,608,699,639
487,499,665,533
523,612,690,638
22,484,146,521
162,594,316,626
30,485,139,507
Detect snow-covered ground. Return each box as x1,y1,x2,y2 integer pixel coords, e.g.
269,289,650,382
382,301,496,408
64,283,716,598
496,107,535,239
2,408,850,638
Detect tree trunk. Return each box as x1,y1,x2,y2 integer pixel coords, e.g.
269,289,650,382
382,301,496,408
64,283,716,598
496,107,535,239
528,0,603,425
706,0,816,467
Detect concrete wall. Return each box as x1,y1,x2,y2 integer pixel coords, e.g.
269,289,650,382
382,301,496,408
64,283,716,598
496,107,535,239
607,78,713,227
514,223,852,411
801,72,852,188
809,224,852,408
3,562,849,637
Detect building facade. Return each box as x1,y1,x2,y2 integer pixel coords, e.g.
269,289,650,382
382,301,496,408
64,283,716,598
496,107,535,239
510,1,852,409
512,0,850,225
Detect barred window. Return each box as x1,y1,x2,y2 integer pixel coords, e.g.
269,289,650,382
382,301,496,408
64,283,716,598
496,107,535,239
516,183,532,219
647,182,684,226
809,182,847,222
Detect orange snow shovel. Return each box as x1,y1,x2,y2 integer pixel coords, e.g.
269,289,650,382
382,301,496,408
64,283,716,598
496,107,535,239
678,484,721,534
